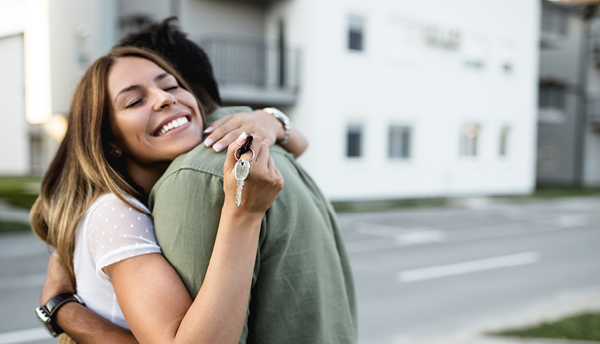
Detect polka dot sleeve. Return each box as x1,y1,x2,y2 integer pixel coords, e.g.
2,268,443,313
86,194,161,284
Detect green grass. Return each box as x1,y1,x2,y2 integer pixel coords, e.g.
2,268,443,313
332,185,600,213
0,220,32,234
532,185,600,198
332,198,449,213
0,176,41,210
490,312,600,341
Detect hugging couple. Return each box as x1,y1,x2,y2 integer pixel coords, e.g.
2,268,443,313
32,18,357,344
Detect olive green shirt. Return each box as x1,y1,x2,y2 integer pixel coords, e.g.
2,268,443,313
149,107,357,344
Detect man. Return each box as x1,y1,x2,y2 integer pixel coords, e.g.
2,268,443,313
42,18,357,343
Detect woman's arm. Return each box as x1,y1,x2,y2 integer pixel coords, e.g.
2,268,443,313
107,134,282,344
203,109,308,157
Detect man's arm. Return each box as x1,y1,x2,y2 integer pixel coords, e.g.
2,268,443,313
40,252,138,344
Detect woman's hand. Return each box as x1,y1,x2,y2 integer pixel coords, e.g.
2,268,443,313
203,109,308,157
204,110,281,151
222,132,284,217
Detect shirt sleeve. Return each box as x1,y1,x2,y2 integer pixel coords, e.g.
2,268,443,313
87,195,161,284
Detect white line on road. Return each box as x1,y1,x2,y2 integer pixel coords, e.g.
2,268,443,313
0,273,45,290
0,328,50,344
398,252,540,283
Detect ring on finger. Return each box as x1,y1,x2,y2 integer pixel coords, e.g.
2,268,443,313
235,147,255,162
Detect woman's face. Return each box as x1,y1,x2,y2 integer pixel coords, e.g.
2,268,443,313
107,56,204,168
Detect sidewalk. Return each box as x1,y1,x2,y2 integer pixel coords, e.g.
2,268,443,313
417,288,600,344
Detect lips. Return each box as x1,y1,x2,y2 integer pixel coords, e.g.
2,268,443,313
154,115,190,136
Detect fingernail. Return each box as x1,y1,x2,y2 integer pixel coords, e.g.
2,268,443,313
204,127,214,134
236,132,248,145
204,138,213,147
213,143,222,152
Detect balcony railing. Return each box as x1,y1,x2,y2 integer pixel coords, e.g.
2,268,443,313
198,35,301,106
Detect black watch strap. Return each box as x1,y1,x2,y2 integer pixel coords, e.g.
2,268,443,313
45,292,84,315
36,292,85,337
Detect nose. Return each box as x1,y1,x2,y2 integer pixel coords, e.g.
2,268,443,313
153,88,176,111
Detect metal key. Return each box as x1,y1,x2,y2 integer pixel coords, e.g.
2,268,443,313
235,158,250,206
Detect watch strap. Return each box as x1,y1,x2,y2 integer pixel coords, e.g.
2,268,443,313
44,292,84,316
264,107,291,144
37,292,84,337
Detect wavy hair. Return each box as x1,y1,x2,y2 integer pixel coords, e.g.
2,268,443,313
30,46,206,286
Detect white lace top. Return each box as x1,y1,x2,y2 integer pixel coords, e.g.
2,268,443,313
73,193,161,329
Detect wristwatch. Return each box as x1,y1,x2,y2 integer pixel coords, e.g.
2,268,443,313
35,292,85,337
263,107,291,144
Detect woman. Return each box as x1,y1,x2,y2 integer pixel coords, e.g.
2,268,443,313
31,46,290,343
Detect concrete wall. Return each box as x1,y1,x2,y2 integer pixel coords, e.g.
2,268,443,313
0,34,28,175
49,0,118,116
274,0,539,200
180,0,265,39
537,7,584,185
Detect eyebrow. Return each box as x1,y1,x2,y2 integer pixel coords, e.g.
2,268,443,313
114,72,173,103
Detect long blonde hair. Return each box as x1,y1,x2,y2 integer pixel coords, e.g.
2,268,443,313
31,46,205,285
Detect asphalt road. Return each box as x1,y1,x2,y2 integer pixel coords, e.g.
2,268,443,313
1,196,599,344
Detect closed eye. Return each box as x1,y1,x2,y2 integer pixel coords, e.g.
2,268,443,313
126,99,143,108
164,85,179,92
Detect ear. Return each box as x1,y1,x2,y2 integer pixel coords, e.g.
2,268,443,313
107,142,122,159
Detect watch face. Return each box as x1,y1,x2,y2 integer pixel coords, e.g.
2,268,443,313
35,307,58,337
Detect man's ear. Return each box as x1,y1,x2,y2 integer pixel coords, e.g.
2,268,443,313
107,142,122,159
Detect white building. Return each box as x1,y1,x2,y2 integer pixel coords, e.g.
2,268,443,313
0,0,540,201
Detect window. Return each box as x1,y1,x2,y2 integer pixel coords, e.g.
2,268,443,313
347,124,362,158
389,125,411,159
539,84,566,110
459,124,480,157
499,126,510,157
348,16,364,52
541,3,568,37
463,37,486,70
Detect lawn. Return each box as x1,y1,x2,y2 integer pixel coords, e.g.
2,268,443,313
0,220,31,234
0,176,41,210
491,312,600,341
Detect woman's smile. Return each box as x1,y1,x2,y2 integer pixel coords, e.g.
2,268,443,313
154,114,191,136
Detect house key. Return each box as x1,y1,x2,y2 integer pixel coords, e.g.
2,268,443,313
235,158,250,206
234,135,254,206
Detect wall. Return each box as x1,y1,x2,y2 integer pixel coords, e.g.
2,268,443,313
275,0,539,200
0,34,28,175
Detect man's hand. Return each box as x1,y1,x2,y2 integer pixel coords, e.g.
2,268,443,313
40,252,74,305
203,110,283,152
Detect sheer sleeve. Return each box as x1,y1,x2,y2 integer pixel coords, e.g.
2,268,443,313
86,195,161,284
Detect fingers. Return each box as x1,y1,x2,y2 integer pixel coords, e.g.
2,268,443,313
212,130,244,153
204,115,248,152
204,111,279,152
203,114,232,135
223,133,263,171
224,132,249,172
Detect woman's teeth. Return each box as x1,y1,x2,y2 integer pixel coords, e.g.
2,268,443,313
158,117,188,136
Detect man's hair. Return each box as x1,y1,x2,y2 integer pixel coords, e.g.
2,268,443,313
115,17,222,112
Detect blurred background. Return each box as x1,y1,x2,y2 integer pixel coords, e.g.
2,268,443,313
0,0,600,343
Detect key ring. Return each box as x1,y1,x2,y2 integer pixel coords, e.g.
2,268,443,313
235,147,255,162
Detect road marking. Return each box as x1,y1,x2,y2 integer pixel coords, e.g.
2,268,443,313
355,222,445,245
0,273,45,290
0,328,50,344
398,252,540,283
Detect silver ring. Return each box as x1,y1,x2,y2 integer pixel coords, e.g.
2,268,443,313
235,147,255,162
